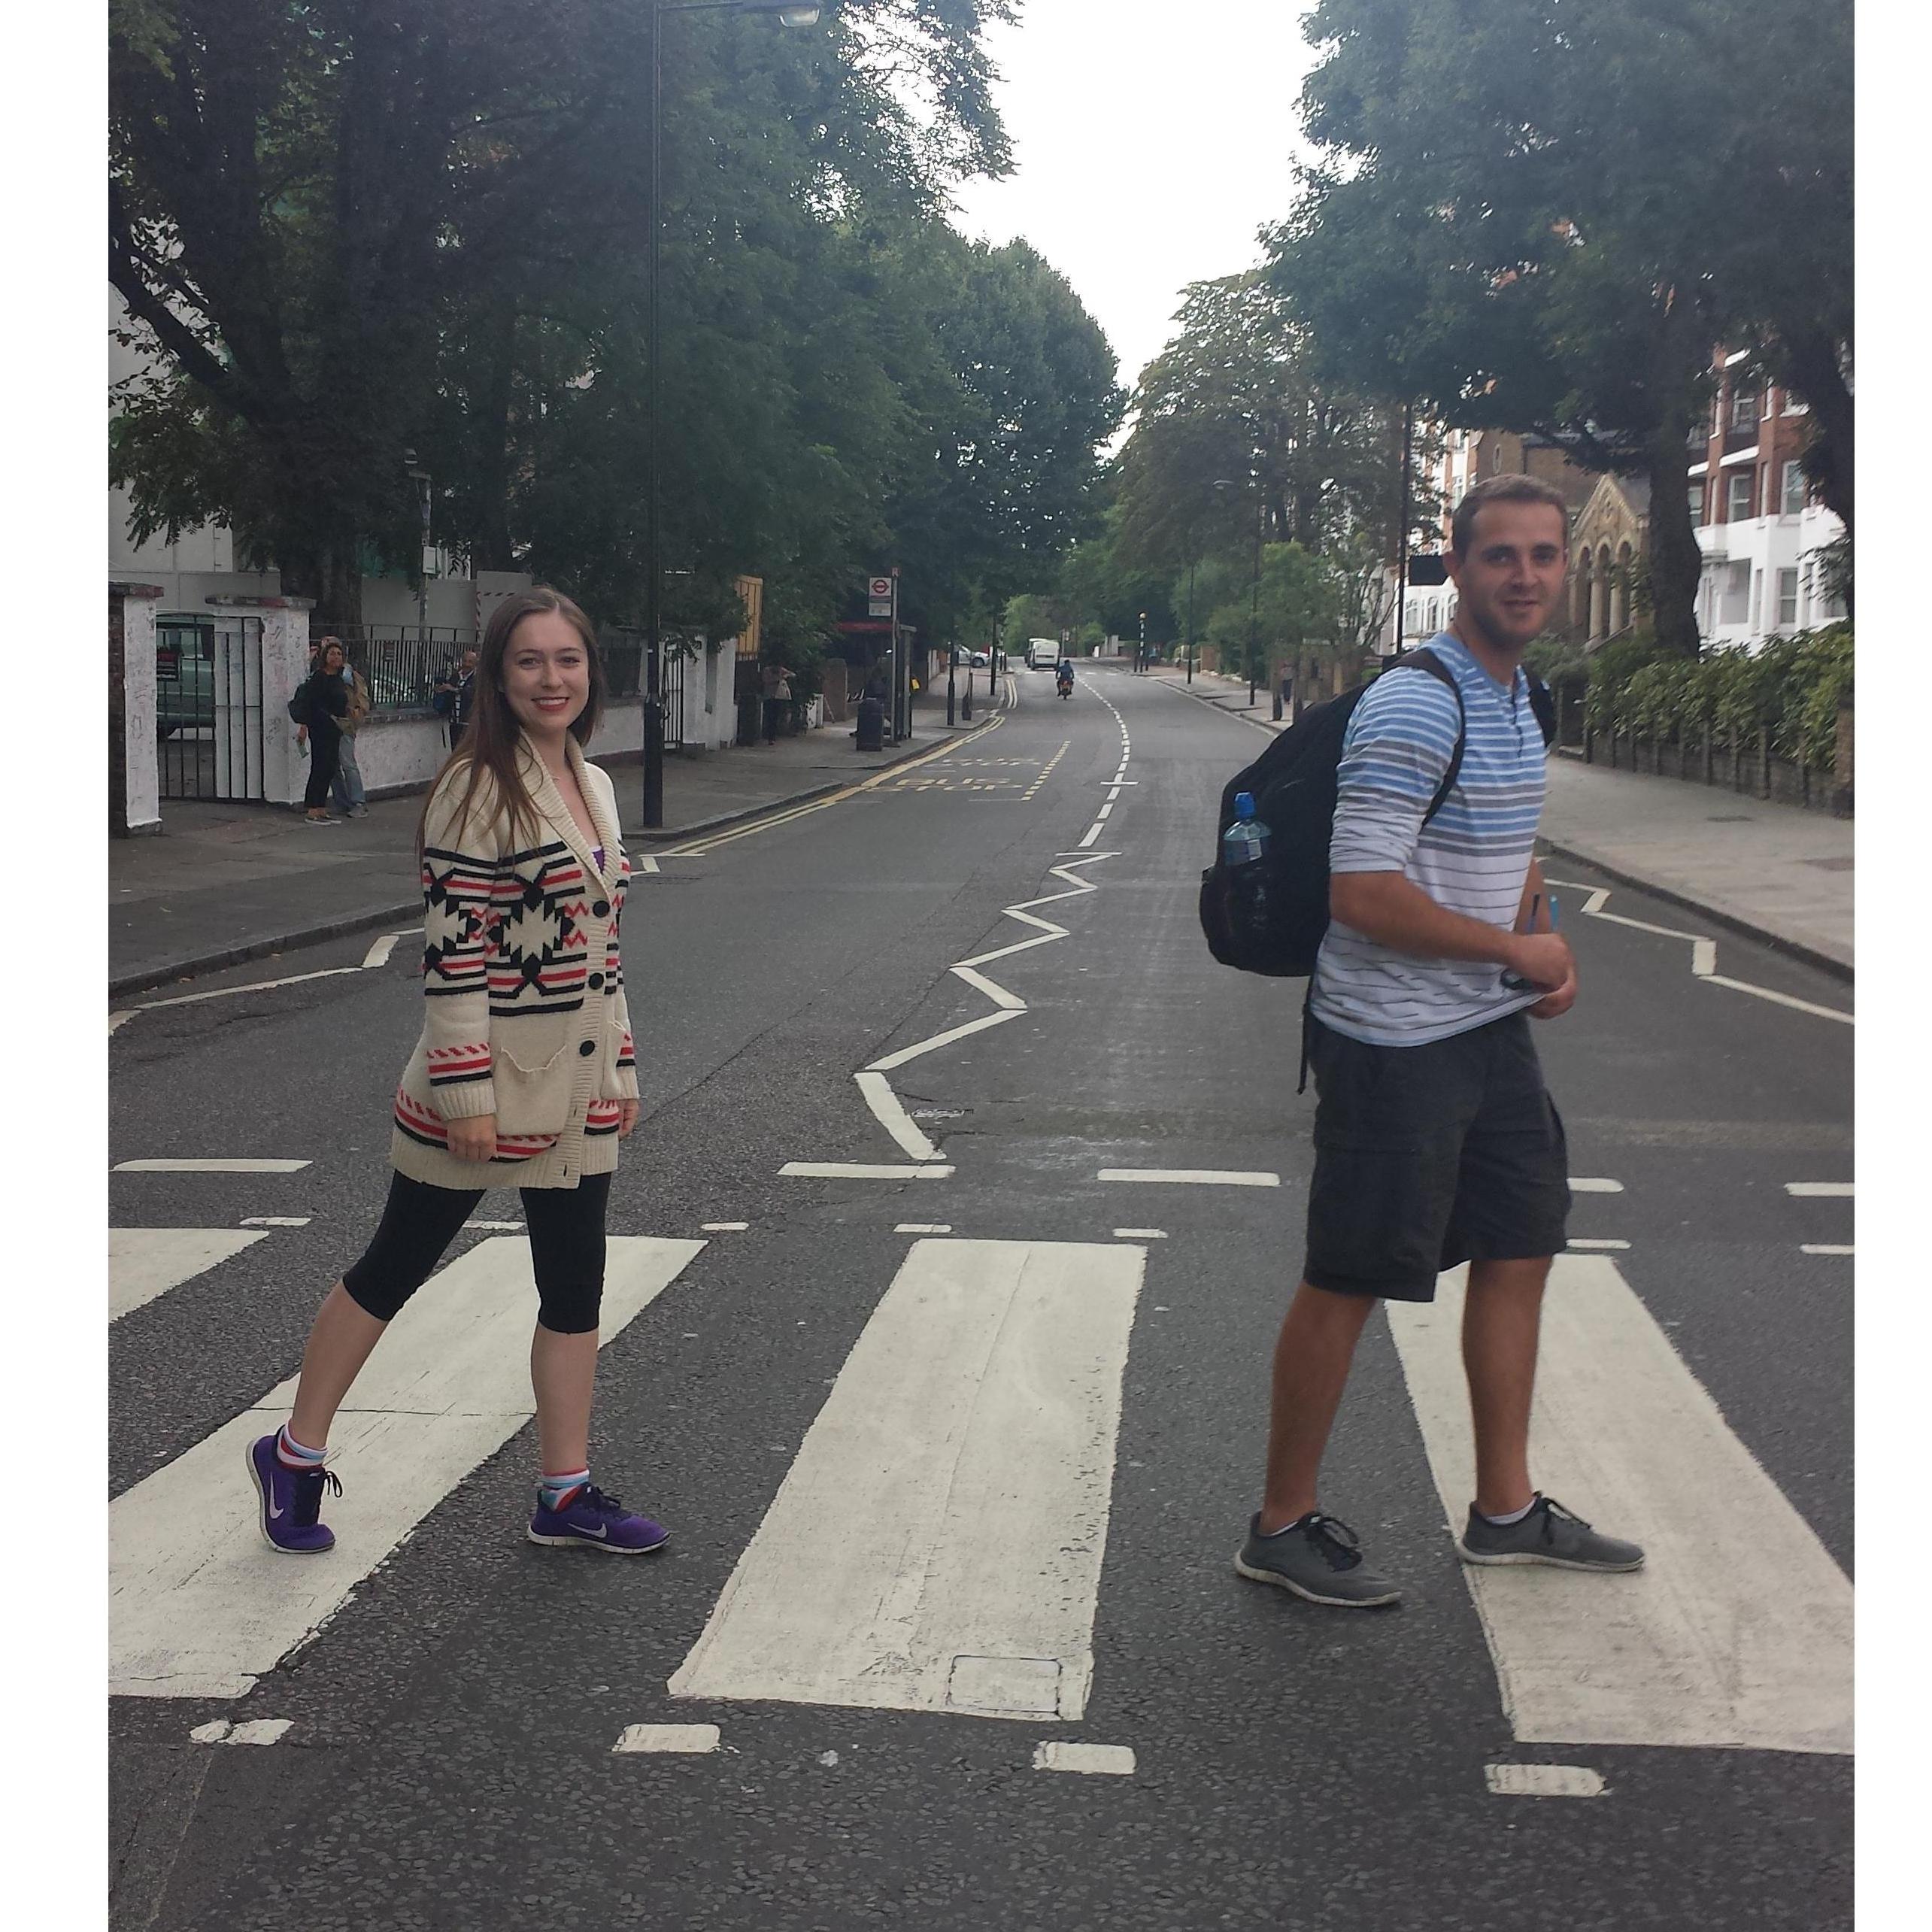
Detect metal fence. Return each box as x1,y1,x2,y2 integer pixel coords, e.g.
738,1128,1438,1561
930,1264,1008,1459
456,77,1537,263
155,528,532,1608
158,614,267,802
331,628,475,713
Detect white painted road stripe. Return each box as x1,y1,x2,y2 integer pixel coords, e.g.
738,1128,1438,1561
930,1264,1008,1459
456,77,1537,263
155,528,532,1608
1566,1238,1630,1251
241,1216,310,1229
1035,1742,1136,1776
613,1724,719,1755
778,1163,954,1181
855,1070,942,1163
1567,1178,1624,1193
110,1235,704,1700
190,1718,293,1747
1701,975,1853,1024
1485,1764,1605,1798
1800,1245,1854,1257
864,1008,1021,1072
669,1239,1145,1721
702,1221,750,1233
115,1159,312,1174
896,1223,953,1234
1096,1168,1280,1187
950,965,1027,1011
1112,1228,1166,1239
110,1228,271,1322
359,932,405,970
1785,1181,1853,1197
1388,1257,1852,1754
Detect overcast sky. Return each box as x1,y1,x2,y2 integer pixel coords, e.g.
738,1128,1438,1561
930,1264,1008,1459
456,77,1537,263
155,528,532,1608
948,1,1321,408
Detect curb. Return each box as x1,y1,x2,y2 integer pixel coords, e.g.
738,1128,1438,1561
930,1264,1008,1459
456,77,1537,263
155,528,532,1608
109,901,424,1002
1536,839,1853,986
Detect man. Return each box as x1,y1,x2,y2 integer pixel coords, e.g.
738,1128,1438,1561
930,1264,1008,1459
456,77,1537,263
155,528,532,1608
1236,472,1642,1608
435,648,479,749
325,637,372,818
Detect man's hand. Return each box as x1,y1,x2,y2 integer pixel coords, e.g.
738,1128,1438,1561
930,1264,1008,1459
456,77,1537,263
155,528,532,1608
1504,930,1574,993
447,1114,497,1163
1527,960,1579,1019
617,1099,640,1139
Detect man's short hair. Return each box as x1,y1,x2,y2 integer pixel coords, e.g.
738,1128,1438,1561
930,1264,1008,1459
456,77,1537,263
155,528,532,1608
1450,474,1571,558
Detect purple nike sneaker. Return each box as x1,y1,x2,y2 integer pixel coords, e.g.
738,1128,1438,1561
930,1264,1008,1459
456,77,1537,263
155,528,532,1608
247,1433,341,1554
527,1484,669,1554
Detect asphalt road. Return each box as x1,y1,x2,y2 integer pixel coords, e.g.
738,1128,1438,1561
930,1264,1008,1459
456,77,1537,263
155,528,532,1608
108,664,1854,1930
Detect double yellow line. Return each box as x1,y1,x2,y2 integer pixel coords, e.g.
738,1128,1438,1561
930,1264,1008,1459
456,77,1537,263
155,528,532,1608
660,710,1007,857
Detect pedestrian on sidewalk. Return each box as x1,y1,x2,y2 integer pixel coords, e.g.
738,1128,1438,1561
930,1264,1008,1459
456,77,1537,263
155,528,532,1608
760,659,793,744
434,648,479,750
1236,474,1644,1609
249,587,663,1557
293,638,352,824
327,638,372,818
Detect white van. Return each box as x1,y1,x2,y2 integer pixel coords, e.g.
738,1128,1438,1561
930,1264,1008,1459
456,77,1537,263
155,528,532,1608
1027,638,1063,670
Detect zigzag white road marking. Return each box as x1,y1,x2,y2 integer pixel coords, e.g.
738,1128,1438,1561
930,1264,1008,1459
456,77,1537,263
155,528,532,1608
1541,880,1851,1026
111,931,416,1035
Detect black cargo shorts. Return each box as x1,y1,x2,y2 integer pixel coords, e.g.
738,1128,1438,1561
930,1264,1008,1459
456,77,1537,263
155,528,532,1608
1302,1010,1570,1302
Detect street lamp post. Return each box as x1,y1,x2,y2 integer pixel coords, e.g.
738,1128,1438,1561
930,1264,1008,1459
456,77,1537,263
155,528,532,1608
641,1,821,830
1137,609,1145,673
946,638,956,727
1185,554,1196,683
402,449,432,638
1212,476,1262,705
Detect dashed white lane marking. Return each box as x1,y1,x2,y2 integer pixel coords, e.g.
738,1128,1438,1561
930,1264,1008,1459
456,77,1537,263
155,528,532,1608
1785,1182,1853,1197
855,1071,942,1161
1568,1178,1624,1193
779,1163,955,1181
1485,1764,1606,1798
1800,1245,1855,1257
241,1216,310,1229
613,1724,719,1755
1021,740,1070,801
1035,1742,1136,1776
1389,1255,1852,1754
190,1718,293,1746
1076,821,1103,848
115,1159,311,1174
1097,1168,1280,1187
110,1228,271,1322
702,1221,750,1233
1112,1228,1166,1239
359,931,403,970
896,1223,953,1234
1567,1238,1630,1251
110,1235,705,1700
670,1239,1145,1721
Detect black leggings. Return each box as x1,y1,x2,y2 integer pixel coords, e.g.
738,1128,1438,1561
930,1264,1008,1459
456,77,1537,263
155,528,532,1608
303,728,341,810
343,1171,611,1333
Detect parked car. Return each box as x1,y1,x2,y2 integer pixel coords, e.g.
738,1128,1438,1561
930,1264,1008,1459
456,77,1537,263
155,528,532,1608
156,619,215,738
969,649,990,669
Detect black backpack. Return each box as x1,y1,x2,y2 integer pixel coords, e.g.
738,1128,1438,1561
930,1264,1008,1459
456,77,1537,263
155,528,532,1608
1197,648,1555,978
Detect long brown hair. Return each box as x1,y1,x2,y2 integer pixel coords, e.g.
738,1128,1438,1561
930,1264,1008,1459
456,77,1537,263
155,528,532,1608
417,587,607,858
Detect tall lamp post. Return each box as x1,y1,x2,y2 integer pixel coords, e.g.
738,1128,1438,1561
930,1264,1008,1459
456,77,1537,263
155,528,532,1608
640,1,822,830
402,449,432,639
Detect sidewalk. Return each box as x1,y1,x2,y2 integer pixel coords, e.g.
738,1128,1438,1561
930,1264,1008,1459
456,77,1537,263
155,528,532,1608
108,708,973,999
1148,665,1854,979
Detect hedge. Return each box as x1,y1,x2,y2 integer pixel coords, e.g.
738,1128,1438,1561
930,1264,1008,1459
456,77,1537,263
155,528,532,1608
1529,625,1852,772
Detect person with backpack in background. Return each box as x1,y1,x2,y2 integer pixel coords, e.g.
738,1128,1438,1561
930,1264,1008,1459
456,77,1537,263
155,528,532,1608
293,638,352,825
434,648,480,750
1233,472,1643,1607
327,638,372,818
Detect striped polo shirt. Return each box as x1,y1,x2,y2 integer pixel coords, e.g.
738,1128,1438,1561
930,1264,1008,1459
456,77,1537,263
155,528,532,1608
1310,632,1545,1047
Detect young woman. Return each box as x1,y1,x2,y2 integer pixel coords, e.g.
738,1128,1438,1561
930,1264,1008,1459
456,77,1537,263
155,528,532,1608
294,639,352,824
249,588,664,1555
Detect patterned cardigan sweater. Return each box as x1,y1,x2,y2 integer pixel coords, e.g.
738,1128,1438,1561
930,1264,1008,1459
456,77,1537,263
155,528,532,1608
390,738,639,1191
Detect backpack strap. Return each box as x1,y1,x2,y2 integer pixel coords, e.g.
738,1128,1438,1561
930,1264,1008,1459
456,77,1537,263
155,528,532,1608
1394,648,1468,826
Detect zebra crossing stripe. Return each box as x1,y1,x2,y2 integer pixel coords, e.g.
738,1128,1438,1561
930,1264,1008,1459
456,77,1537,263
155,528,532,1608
669,1238,1144,1721
1387,1256,1852,1755
110,1228,271,1322
109,1235,704,1700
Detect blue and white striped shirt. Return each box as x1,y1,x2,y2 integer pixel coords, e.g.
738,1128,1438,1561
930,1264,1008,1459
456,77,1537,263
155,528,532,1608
1310,632,1545,1046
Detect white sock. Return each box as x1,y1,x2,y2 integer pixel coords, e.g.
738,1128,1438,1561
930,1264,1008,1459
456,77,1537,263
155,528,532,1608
1478,1495,1538,1526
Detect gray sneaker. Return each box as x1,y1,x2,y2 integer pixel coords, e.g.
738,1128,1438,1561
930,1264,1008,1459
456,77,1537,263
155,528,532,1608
1457,1494,1644,1572
1234,1512,1403,1608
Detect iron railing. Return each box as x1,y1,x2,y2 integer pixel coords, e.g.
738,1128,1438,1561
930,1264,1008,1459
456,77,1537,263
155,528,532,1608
336,628,475,712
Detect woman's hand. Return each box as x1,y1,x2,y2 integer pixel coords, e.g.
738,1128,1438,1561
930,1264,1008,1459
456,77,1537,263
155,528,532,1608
617,1099,640,1139
447,1115,497,1163
296,724,308,747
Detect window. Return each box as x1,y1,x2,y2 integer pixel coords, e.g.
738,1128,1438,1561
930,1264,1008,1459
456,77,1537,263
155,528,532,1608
1688,478,1706,523
1726,470,1755,523
1721,560,1752,627
1776,568,1799,627
1729,385,1761,432
1781,460,1807,515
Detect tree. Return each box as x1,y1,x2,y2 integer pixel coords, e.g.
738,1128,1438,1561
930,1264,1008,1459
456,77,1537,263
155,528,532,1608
1277,0,1853,653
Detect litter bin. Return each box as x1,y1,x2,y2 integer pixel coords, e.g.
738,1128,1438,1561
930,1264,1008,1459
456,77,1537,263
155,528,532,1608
855,696,884,752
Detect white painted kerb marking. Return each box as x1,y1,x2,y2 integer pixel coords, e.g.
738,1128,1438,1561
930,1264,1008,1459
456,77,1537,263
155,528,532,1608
109,1236,703,1700
669,1239,1144,1721
1034,1742,1136,1776
1097,1168,1279,1187
1485,1764,1605,1798
1388,1257,1852,1754
115,1159,311,1174
110,1228,271,1322
613,1724,719,1755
